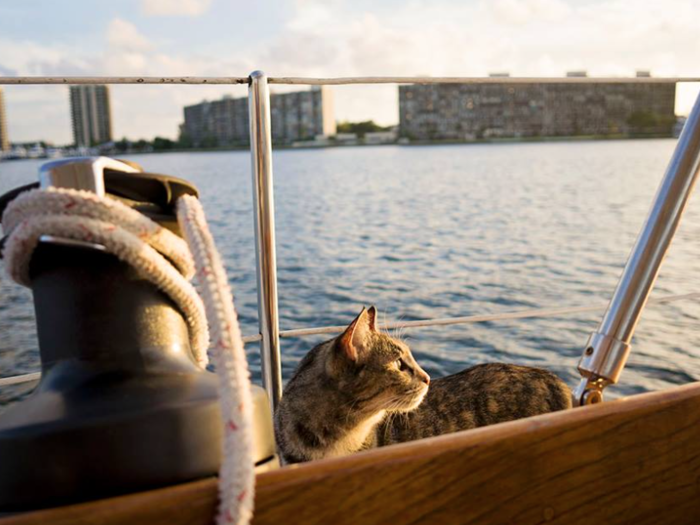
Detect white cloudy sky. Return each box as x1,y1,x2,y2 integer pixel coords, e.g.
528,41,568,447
1,0,699,144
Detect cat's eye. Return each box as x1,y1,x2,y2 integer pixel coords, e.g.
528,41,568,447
396,358,409,372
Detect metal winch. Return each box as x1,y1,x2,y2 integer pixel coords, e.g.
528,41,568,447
0,157,277,513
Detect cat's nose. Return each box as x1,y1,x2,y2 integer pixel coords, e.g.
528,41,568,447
420,371,430,385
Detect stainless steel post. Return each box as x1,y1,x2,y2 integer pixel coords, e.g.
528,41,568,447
574,91,700,405
248,71,282,412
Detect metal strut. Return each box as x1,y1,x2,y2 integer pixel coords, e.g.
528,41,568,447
248,71,283,414
574,90,700,406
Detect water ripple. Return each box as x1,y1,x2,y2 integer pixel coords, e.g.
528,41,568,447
1,140,699,407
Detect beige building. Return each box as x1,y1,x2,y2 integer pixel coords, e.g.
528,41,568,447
70,85,113,147
269,87,336,144
399,74,676,141
182,87,335,147
183,95,249,147
0,88,9,151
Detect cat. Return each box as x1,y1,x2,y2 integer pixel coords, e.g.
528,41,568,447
274,306,572,464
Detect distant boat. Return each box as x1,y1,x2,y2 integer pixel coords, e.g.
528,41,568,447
2,146,28,161
45,148,62,159
26,144,45,159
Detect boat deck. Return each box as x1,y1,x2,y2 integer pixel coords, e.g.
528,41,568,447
3,381,700,525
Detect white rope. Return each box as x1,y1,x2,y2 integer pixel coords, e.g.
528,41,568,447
177,195,255,525
1,187,254,525
2,188,209,366
2,189,195,279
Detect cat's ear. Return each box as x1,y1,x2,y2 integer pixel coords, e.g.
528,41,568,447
338,307,373,362
367,306,378,332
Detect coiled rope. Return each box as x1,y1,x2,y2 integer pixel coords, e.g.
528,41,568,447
1,187,255,525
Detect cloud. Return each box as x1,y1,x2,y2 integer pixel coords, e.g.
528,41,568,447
275,0,700,79
489,0,572,25
253,0,700,123
2,0,699,143
141,0,211,17
0,64,17,76
0,18,246,143
0,37,89,76
107,18,153,52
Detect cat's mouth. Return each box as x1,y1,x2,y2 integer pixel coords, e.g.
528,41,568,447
388,384,429,413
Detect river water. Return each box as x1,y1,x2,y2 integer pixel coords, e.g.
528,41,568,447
2,139,700,407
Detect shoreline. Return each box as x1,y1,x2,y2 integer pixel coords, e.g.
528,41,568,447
126,133,677,155
0,133,677,161
131,132,678,154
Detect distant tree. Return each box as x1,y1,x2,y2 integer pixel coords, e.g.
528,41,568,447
428,123,437,140
627,111,675,135
115,137,130,153
177,133,193,149
336,120,389,137
135,139,150,151
152,137,175,151
627,111,658,130
200,136,219,148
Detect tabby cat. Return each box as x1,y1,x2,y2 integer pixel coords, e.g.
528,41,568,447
275,306,571,464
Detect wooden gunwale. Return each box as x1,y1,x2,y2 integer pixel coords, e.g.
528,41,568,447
3,381,700,524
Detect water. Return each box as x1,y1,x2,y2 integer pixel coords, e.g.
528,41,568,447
2,139,700,408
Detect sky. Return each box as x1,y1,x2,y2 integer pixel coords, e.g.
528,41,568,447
1,0,699,144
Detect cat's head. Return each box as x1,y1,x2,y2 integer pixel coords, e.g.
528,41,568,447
328,306,430,414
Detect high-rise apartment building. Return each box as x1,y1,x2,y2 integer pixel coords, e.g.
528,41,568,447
183,95,249,148
0,88,9,151
70,85,113,147
181,87,335,147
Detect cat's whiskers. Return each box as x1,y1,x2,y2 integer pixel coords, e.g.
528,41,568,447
381,411,398,444
380,385,429,413
388,315,408,343
383,394,414,413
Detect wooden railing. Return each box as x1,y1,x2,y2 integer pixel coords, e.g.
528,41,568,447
4,381,700,525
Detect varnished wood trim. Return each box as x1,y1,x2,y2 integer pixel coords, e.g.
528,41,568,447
4,382,700,524
0,478,218,525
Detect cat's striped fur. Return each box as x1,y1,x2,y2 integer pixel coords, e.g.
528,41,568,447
275,307,571,464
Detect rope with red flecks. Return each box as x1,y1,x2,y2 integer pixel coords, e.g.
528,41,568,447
178,195,255,525
1,187,255,525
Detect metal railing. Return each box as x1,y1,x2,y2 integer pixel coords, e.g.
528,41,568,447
2,76,700,85
248,72,283,412
3,291,700,388
1,73,700,411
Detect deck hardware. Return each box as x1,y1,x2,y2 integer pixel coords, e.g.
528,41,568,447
575,90,700,406
37,157,140,252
